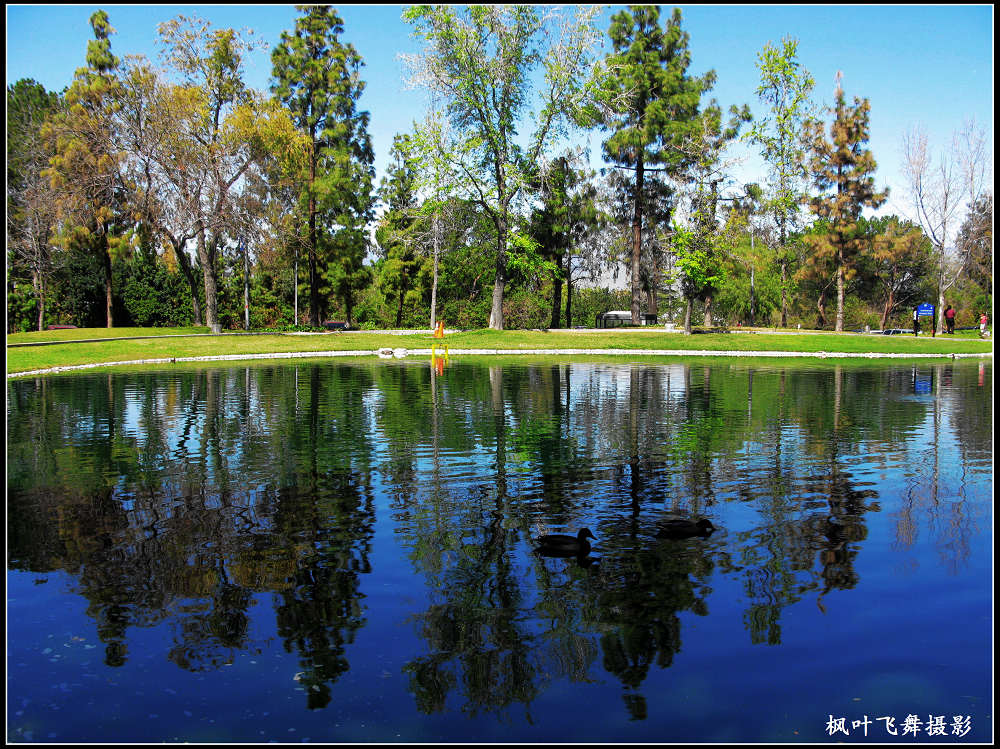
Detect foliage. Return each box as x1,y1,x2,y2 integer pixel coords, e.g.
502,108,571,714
803,79,887,331
7,78,64,332
116,249,194,327
10,11,986,336
589,6,715,322
271,5,376,327
42,9,126,328
744,37,815,326
403,4,600,330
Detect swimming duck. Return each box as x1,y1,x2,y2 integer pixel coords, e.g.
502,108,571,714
655,517,715,540
535,527,596,557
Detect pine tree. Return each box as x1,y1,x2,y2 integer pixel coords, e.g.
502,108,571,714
592,6,715,325
375,135,427,328
271,5,375,326
43,9,125,328
803,77,887,331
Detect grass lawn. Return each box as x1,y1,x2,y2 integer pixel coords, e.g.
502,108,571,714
6,326,211,344
6,326,992,375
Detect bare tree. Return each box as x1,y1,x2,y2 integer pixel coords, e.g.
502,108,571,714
902,119,992,333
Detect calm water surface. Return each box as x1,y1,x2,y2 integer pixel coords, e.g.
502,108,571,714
6,359,993,742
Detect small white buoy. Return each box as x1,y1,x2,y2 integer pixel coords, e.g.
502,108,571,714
377,348,393,359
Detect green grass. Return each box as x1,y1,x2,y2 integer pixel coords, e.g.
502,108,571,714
6,325,212,344
5,326,992,375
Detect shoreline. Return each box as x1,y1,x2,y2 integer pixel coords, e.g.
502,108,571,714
7,347,992,379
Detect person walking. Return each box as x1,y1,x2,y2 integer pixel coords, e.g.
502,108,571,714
980,312,988,338
913,307,919,336
944,305,956,334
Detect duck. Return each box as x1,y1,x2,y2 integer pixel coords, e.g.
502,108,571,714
534,527,596,557
655,517,715,540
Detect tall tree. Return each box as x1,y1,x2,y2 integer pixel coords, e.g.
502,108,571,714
43,9,125,328
901,120,991,333
157,15,266,332
375,134,427,327
803,77,887,331
114,60,205,325
403,4,600,330
956,195,993,300
271,5,375,327
745,37,816,328
7,79,62,331
590,6,715,325
678,99,751,327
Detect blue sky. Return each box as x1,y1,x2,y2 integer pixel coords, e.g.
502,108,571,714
6,4,994,221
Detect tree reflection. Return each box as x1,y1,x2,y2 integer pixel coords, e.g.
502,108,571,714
6,358,990,723
7,364,376,705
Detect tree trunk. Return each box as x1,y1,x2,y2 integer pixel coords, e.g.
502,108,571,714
430,208,439,330
308,154,320,328
703,295,713,327
550,253,563,329
103,234,113,328
881,284,896,330
488,217,508,330
646,285,658,319
565,270,573,328
835,252,845,332
779,216,788,328
683,295,692,334
817,288,827,329
631,153,644,325
243,238,250,330
197,225,220,333
35,271,45,332
936,285,946,335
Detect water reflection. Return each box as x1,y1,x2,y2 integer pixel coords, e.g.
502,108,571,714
6,359,992,740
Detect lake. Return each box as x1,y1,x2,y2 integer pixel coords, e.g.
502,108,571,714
6,358,993,742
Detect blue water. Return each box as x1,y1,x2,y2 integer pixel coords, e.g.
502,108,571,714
6,359,993,742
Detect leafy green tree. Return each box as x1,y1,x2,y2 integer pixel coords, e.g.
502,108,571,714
404,5,600,330
375,134,429,327
271,5,375,326
803,77,887,331
714,193,783,326
794,221,838,328
745,37,816,327
858,216,934,328
678,100,752,326
590,6,715,325
956,195,992,306
7,79,62,332
670,222,722,332
158,15,281,332
115,238,194,327
43,9,127,328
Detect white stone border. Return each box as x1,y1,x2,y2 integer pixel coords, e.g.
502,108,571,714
6,348,992,379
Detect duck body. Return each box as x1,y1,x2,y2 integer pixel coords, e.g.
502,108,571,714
656,517,715,540
534,527,596,557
